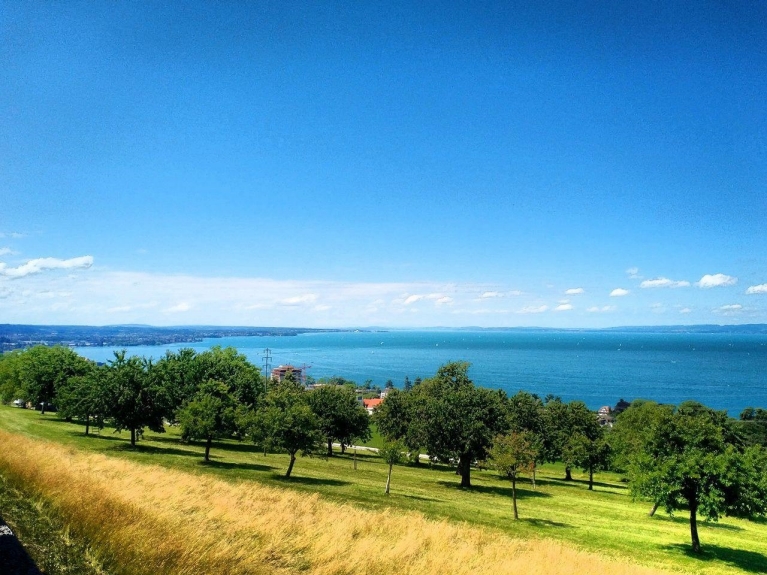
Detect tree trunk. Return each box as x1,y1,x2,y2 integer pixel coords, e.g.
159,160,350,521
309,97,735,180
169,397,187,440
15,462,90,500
649,501,660,517
459,455,472,488
532,464,537,490
341,442,346,455
353,447,357,470
130,428,136,447
40,401,46,415
286,453,297,478
204,436,212,462
385,464,393,495
565,466,573,481
689,500,701,553
588,466,594,490
85,414,90,436
327,438,333,457
512,475,519,520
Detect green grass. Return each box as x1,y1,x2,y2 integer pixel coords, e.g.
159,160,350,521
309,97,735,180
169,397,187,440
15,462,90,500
2,405,766,575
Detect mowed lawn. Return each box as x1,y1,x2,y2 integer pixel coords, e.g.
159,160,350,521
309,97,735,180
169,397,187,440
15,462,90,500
1,405,766,575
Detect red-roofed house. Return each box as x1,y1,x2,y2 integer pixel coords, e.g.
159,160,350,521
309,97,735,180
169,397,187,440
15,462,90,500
362,398,383,415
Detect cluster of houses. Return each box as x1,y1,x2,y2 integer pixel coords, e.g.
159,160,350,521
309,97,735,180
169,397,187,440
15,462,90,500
270,365,388,415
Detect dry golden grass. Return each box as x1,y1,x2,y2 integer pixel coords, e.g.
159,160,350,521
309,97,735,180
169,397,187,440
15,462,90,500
0,429,670,575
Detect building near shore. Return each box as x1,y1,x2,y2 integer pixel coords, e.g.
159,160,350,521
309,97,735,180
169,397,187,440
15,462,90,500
271,365,304,384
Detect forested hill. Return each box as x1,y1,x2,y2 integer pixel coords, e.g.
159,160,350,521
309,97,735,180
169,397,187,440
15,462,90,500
0,324,353,352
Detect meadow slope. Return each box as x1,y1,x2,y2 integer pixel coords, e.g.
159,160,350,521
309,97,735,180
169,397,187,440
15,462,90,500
1,407,766,575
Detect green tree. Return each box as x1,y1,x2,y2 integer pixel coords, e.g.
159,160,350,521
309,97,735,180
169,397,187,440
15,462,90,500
544,398,600,481
0,350,25,404
152,348,200,421
308,385,370,456
564,430,610,490
248,376,323,478
418,362,508,487
737,406,767,447
103,351,166,446
373,387,426,463
178,380,238,461
380,440,406,495
489,432,537,519
194,346,265,408
629,401,767,553
507,391,546,485
18,346,91,414
56,365,109,435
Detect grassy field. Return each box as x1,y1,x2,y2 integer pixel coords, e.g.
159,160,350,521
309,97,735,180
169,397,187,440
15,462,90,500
1,405,766,574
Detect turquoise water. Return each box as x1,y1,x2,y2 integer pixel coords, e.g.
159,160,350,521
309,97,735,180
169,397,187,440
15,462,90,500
73,330,767,415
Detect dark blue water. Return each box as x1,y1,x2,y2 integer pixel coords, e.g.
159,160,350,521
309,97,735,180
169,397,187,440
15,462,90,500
73,330,767,415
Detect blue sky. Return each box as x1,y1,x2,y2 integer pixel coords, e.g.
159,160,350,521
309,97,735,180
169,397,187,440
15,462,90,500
1,1,766,327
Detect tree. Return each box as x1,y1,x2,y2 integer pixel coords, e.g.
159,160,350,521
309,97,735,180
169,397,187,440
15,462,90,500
489,432,537,519
18,346,91,414
565,430,610,490
737,407,767,447
507,391,546,485
103,351,166,446
193,346,265,408
308,385,370,456
178,380,238,461
418,362,508,487
56,365,109,435
384,379,394,389
373,388,426,463
248,375,323,478
0,350,25,404
380,440,406,495
403,376,412,392
544,398,600,481
629,401,767,553
152,348,200,421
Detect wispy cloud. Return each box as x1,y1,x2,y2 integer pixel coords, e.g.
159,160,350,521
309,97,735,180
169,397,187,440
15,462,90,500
610,288,630,297
0,232,24,239
746,283,767,295
517,305,548,314
480,291,503,298
279,294,318,306
679,307,692,314
564,288,584,295
165,302,192,313
716,304,742,314
697,273,737,288
554,303,573,311
403,294,425,305
0,255,93,278
640,277,690,289
587,305,616,313
626,267,641,279
0,247,16,257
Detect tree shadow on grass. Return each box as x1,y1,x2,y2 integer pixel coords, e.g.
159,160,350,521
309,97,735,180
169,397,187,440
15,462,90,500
652,515,744,532
108,443,201,458
520,518,571,529
201,460,274,473
400,493,443,503
436,481,551,499
272,475,351,487
665,543,767,573
67,429,123,441
539,477,626,491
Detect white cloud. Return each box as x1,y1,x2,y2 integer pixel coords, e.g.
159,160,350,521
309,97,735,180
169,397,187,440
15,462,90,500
165,302,192,313
508,290,523,296
554,303,573,311
718,304,742,311
610,288,630,297
403,294,425,305
0,247,15,257
434,296,453,305
565,288,584,295
0,255,93,278
0,232,24,239
626,267,641,279
0,287,11,299
697,273,737,288
517,305,548,314
640,277,690,289
480,291,502,298
746,283,767,295
314,304,332,312
679,307,692,314
279,294,318,306
587,305,616,313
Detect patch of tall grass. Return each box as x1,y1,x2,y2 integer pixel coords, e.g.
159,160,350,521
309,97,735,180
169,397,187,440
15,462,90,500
0,429,667,575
